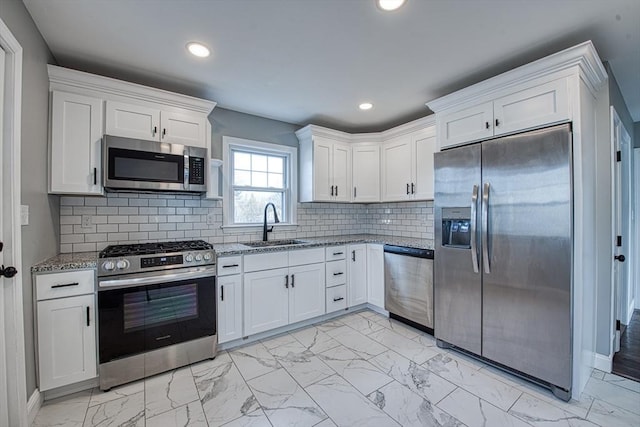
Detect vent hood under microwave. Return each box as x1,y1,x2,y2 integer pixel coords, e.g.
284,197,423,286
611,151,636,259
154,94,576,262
103,135,207,194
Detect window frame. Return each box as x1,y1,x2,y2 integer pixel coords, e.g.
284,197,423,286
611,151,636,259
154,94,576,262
222,136,298,229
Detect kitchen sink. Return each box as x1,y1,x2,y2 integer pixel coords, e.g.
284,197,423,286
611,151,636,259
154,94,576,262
242,239,310,247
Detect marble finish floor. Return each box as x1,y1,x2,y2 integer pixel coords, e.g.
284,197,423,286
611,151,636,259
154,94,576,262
33,309,640,427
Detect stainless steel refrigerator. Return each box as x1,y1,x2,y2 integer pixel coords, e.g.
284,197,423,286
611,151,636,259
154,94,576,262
434,123,572,400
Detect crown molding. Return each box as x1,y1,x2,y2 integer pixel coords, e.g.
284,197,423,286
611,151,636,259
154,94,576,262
426,40,607,113
48,65,217,115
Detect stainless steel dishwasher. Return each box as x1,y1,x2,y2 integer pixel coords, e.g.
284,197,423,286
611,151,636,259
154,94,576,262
384,245,434,333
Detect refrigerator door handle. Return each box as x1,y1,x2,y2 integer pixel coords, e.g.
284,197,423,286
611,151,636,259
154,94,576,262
470,184,479,273
482,182,491,273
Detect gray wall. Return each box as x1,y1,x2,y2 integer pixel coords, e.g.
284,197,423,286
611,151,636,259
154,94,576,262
209,107,300,159
636,122,640,148
0,0,59,398
605,63,635,148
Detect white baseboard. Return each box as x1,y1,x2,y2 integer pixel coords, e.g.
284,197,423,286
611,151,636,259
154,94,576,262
27,389,42,426
594,352,613,373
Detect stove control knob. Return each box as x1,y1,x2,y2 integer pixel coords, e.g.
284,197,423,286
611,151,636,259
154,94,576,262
204,252,213,261
195,253,203,262
102,261,116,271
185,254,194,262
116,259,130,270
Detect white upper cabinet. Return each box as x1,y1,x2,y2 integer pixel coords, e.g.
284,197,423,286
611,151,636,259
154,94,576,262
381,124,436,201
435,77,570,149
298,130,352,202
49,91,104,195
105,102,208,147
48,65,216,195
351,144,380,202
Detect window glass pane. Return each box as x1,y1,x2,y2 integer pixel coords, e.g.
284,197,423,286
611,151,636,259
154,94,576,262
234,152,251,170
252,171,268,187
252,155,268,172
233,191,283,223
268,156,283,173
268,173,283,188
234,170,251,186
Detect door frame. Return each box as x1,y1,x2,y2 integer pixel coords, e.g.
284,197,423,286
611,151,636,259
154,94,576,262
0,17,27,427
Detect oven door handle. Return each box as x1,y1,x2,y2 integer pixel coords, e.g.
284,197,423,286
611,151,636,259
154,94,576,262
98,266,217,290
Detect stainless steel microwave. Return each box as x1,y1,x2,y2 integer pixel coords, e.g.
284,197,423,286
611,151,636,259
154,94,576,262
103,135,207,193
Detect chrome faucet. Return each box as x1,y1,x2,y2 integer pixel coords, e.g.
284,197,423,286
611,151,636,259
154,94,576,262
263,203,280,241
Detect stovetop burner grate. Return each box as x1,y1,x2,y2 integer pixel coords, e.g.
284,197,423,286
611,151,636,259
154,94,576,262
99,240,213,258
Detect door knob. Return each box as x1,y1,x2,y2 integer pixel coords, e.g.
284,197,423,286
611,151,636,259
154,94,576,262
0,265,18,278
614,254,626,262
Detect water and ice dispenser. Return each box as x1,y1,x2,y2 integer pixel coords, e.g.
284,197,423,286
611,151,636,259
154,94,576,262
441,207,472,248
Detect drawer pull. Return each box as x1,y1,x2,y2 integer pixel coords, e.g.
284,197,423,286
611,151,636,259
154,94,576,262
51,282,79,289
332,252,344,256
333,272,344,276
222,264,239,268
333,297,344,302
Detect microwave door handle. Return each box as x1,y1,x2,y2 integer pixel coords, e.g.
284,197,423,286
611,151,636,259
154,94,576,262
184,150,189,190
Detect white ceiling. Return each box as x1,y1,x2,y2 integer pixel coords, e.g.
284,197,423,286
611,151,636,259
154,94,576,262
23,0,640,132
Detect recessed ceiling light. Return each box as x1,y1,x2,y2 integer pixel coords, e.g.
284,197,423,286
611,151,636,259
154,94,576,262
186,42,210,58
377,0,406,11
359,102,374,110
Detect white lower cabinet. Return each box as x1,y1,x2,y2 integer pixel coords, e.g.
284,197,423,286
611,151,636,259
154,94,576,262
348,244,367,307
367,244,385,309
37,293,96,391
289,263,326,323
217,274,243,344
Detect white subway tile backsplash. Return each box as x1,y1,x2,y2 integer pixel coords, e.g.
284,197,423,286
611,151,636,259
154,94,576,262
58,194,434,253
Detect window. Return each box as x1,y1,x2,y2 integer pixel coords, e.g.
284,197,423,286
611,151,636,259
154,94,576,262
223,137,297,227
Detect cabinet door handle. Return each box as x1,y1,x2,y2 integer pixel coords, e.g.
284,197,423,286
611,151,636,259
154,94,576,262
330,185,334,196
152,126,157,136
285,275,289,288
354,187,357,198
86,307,90,327
411,183,415,194
51,282,79,289
485,121,490,129
406,183,410,195
93,168,97,185
222,264,239,268
291,274,295,288
335,185,338,196
162,128,167,138
352,250,356,262
221,285,224,301
333,297,344,302
333,272,344,276
495,119,500,127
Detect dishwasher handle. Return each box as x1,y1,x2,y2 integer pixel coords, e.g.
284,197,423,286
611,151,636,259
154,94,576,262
383,245,433,259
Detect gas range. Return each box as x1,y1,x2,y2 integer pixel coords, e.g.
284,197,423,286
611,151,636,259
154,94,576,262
97,239,215,277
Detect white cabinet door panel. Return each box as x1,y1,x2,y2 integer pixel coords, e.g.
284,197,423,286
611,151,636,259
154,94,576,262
332,142,351,202
325,260,347,287
37,294,96,391
438,102,493,149
381,136,412,201
289,264,325,323
493,78,569,136
161,111,207,147
326,285,347,313
413,133,437,200
352,145,380,202
50,91,103,194
367,244,385,309
348,244,367,307
105,101,160,141
217,275,243,344
244,268,289,335
312,137,333,201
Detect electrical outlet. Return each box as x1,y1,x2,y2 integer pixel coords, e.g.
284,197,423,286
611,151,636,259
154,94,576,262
206,212,215,225
81,215,92,228
21,205,29,226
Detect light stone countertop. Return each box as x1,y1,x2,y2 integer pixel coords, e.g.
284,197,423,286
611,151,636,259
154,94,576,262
31,234,434,272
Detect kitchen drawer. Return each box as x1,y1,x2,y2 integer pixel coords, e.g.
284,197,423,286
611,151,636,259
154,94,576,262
326,260,347,287
289,248,324,267
244,251,288,273
217,255,242,276
325,246,346,261
36,269,95,301
326,285,347,313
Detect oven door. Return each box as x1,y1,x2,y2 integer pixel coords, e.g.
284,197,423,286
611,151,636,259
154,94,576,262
98,268,216,364
103,135,206,192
